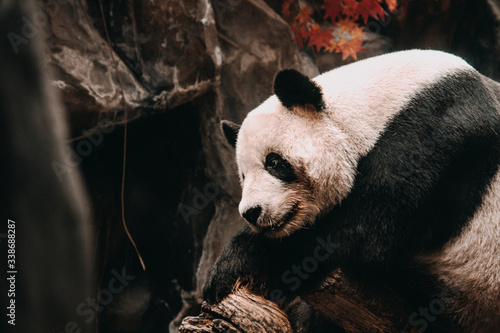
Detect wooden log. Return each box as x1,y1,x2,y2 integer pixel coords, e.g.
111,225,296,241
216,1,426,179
179,288,293,333
179,269,418,333
301,268,418,333
179,313,233,333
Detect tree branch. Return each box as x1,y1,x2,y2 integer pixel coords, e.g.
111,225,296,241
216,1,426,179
179,288,293,333
179,268,419,333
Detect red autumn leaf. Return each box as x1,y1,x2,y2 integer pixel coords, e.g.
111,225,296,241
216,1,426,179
385,0,398,12
310,22,321,30
358,0,386,24
336,17,359,32
336,37,366,60
282,0,400,59
290,22,308,49
324,40,338,53
348,25,365,39
322,0,343,21
308,25,335,52
341,0,360,18
296,4,314,25
282,0,293,18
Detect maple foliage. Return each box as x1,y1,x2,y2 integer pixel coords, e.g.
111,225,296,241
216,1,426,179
282,0,398,60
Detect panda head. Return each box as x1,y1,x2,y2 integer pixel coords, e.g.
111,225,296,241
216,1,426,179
222,69,357,238
221,50,474,238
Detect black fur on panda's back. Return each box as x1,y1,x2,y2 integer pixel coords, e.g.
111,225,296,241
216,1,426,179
205,67,500,332
333,71,500,263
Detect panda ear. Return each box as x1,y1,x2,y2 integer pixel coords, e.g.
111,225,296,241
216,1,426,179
273,69,325,111
221,120,240,149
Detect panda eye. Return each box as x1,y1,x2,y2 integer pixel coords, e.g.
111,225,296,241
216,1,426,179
267,156,280,168
265,153,297,183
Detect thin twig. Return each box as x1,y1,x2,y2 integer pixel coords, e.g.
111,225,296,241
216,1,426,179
98,0,146,271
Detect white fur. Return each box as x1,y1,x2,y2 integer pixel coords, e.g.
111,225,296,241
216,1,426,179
236,50,472,237
417,170,500,330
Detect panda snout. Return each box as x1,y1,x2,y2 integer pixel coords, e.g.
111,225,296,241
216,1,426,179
242,206,262,225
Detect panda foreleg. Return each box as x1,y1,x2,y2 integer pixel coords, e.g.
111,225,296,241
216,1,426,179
203,225,279,305
203,223,341,306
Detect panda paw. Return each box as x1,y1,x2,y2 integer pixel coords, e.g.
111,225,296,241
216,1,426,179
203,227,261,304
202,225,271,305
202,271,237,305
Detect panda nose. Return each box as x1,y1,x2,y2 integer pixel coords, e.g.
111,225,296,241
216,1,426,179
242,206,262,225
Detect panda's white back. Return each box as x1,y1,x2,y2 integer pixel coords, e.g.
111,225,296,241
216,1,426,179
313,49,473,158
416,170,500,331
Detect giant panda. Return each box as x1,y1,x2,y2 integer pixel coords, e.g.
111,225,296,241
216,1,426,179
204,50,500,332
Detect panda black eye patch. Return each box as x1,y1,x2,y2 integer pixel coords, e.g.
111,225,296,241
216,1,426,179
264,153,297,183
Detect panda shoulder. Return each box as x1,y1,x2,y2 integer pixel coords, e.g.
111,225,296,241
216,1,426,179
314,50,475,88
